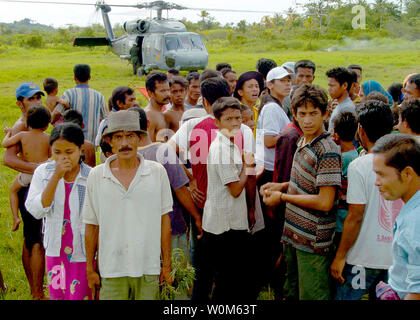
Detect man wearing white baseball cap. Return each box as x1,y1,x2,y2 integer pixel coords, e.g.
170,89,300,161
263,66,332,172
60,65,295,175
254,67,291,296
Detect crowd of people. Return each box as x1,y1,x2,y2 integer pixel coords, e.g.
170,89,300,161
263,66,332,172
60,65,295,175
1,60,419,301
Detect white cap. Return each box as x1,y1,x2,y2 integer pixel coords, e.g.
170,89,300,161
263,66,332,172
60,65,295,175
266,66,291,82
281,61,295,73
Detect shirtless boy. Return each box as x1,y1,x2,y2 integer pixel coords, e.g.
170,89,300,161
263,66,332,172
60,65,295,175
164,76,188,133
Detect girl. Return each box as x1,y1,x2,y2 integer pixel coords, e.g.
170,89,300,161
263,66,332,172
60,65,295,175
26,123,92,300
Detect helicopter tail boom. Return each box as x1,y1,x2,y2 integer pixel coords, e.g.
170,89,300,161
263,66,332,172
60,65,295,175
73,37,110,47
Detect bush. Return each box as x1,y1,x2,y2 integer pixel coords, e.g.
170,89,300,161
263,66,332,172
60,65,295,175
24,34,44,48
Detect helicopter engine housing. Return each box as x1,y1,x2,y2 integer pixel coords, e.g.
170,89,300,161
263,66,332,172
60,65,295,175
123,20,150,34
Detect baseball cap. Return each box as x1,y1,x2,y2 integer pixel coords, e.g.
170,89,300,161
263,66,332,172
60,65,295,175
15,83,44,99
281,62,295,73
102,110,142,137
266,67,292,82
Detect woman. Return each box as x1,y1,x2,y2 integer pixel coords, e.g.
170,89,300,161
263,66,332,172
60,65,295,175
234,71,264,135
360,80,394,106
26,123,92,300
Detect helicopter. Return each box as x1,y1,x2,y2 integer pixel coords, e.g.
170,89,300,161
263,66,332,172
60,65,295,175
0,0,275,75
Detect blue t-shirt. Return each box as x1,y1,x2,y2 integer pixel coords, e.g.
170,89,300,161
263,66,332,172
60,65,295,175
335,148,358,233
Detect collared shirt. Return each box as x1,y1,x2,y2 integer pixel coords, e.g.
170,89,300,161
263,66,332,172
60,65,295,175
56,84,108,143
25,161,91,261
82,153,173,278
389,190,420,299
203,131,248,235
281,132,342,254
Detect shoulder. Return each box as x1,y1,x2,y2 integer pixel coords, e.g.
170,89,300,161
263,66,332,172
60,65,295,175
348,153,370,172
88,163,105,178
317,134,341,154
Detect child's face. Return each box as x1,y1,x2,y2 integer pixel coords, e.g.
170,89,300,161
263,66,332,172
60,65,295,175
294,102,327,138
241,109,255,131
238,79,260,105
215,107,242,138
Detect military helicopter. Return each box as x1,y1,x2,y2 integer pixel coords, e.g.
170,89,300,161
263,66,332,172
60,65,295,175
0,0,274,75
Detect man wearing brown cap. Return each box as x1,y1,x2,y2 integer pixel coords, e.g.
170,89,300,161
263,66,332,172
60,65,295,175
83,110,173,300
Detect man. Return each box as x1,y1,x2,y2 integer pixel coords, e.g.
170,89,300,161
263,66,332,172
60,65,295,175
3,83,45,300
347,69,360,103
256,66,291,186
348,64,363,84
256,58,277,81
294,60,316,85
167,68,180,80
83,110,173,300
184,72,201,109
53,64,108,144
145,72,171,142
261,84,342,300
130,38,142,75
396,98,420,135
330,100,403,300
94,86,138,154
181,70,222,124
326,67,356,131
164,76,189,133
372,134,420,300
403,73,420,100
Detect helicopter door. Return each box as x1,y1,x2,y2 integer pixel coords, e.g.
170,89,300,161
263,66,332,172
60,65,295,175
142,34,164,69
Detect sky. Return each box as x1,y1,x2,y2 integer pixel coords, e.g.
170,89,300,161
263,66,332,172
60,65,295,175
0,0,312,28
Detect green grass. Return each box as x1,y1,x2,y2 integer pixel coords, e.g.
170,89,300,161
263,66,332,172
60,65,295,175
0,44,419,300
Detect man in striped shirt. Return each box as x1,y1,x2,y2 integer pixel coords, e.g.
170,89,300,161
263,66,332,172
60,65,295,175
261,84,342,300
53,64,108,143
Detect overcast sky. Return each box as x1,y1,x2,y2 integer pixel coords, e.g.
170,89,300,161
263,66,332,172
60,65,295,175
0,0,315,27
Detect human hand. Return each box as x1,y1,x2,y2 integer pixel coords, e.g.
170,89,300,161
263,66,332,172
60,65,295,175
330,256,346,284
87,270,101,299
195,216,204,240
4,126,11,135
160,265,173,286
11,217,21,232
262,190,282,207
54,158,73,179
189,178,205,205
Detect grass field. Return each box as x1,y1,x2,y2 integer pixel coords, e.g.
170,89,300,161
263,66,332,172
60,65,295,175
0,44,419,300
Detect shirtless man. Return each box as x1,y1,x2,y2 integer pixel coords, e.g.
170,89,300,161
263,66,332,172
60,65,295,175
164,76,188,134
2,83,46,300
145,72,171,142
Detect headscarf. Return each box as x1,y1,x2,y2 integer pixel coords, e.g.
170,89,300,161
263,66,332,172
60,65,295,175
233,71,265,101
362,80,394,106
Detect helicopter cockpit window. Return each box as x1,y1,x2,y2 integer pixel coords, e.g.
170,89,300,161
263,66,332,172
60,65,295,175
165,35,179,51
191,35,205,50
179,35,192,50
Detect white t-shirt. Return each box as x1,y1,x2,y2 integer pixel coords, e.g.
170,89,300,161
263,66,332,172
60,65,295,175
346,153,404,269
255,102,290,171
82,153,173,278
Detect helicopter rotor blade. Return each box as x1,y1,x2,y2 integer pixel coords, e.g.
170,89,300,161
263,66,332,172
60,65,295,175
0,0,285,15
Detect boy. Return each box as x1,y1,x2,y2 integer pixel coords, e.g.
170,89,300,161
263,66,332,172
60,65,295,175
326,67,356,131
43,77,69,114
240,104,255,132
331,112,359,247
2,105,51,232
261,84,342,300
202,96,256,301
164,76,189,133
63,110,96,167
